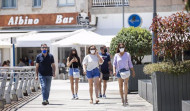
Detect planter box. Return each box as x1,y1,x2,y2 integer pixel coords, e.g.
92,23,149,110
138,79,152,104
182,100,190,111
152,72,190,111
147,82,153,104
138,80,142,97
128,64,151,92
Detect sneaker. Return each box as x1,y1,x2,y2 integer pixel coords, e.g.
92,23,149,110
42,100,48,105
46,100,49,104
72,94,75,99
102,94,106,98
99,94,102,98
75,94,79,99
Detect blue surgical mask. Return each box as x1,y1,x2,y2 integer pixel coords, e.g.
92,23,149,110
42,50,47,54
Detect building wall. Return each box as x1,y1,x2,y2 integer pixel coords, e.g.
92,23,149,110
2,48,10,63
95,12,179,30
0,0,89,15
90,0,184,14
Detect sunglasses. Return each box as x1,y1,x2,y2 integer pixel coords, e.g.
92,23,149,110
90,48,96,50
119,47,124,48
41,47,48,49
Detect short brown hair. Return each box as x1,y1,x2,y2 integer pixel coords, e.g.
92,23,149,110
116,43,127,53
41,44,47,47
88,45,96,54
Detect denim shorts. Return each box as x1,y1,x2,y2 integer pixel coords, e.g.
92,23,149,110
69,68,79,76
86,67,100,79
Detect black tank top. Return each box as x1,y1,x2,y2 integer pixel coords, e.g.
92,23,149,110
69,56,81,68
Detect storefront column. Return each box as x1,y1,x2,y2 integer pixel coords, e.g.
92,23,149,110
50,45,59,79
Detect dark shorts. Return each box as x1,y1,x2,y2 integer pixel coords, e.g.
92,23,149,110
101,72,110,80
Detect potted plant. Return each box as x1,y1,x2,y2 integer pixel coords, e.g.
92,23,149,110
144,12,190,111
110,27,152,91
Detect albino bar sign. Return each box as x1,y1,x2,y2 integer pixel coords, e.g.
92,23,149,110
0,13,78,27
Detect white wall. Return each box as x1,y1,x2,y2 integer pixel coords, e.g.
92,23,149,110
2,48,11,64
94,12,179,30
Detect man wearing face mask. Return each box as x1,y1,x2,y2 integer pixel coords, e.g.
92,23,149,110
35,44,56,105
99,46,112,98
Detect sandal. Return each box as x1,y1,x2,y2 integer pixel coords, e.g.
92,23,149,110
90,99,93,104
125,98,128,105
95,99,99,104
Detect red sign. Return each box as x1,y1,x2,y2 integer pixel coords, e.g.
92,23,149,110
0,13,78,27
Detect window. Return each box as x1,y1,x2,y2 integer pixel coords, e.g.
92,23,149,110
58,0,75,6
33,0,41,7
2,0,16,8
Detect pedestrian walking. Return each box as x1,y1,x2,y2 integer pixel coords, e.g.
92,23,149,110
35,44,56,105
113,43,135,106
82,45,104,104
99,46,112,98
67,48,81,100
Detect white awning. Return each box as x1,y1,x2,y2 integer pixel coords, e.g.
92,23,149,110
94,28,121,36
52,29,107,47
16,32,71,47
0,40,11,48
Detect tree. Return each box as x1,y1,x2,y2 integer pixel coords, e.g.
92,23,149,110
150,12,190,64
110,27,152,64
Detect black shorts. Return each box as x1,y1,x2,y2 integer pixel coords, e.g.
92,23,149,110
101,73,109,80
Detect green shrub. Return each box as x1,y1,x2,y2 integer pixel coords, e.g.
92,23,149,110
110,27,152,64
143,60,190,75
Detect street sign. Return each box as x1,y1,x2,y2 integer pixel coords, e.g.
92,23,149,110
128,14,142,27
11,37,16,44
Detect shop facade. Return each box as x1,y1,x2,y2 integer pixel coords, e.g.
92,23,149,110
0,0,185,78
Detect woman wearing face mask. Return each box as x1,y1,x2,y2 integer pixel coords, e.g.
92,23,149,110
67,48,81,99
113,43,135,106
82,45,104,104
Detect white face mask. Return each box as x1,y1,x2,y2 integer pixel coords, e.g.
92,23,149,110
119,48,125,52
90,50,95,54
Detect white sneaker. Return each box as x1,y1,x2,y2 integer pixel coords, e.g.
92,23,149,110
75,94,79,99
103,94,106,99
72,94,75,100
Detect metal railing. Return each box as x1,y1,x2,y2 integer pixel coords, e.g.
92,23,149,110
0,67,40,109
92,0,129,7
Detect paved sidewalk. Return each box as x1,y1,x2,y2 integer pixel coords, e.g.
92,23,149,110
17,80,152,111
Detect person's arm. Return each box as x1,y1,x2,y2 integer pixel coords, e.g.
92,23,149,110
35,63,39,80
52,63,56,77
35,56,39,80
112,54,117,76
108,61,112,74
128,53,135,77
82,56,88,74
83,64,87,75
108,55,112,74
67,57,75,67
96,51,103,64
51,55,56,77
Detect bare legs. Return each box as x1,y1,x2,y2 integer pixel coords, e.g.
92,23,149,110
69,76,79,98
69,76,74,95
118,78,129,105
103,80,107,95
88,77,99,103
